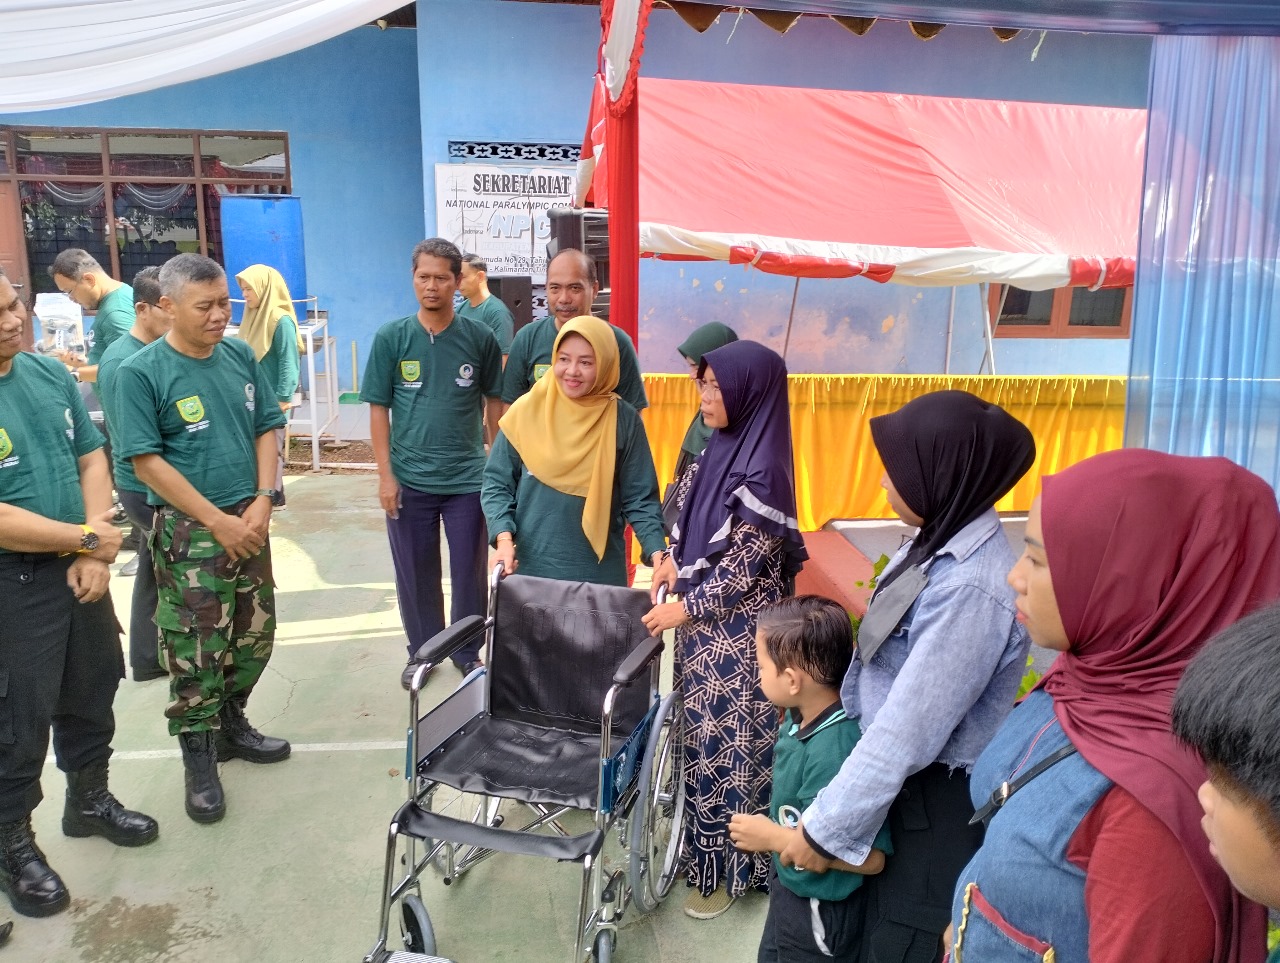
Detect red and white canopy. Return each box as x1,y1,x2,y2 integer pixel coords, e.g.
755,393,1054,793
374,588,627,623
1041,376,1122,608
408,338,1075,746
586,77,1146,290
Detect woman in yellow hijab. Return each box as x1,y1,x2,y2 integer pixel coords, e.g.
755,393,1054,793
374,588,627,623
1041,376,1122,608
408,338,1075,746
482,315,667,586
235,264,303,408
235,264,303,506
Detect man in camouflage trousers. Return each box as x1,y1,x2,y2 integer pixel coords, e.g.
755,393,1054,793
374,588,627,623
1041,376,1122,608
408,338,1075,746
115,254,289,824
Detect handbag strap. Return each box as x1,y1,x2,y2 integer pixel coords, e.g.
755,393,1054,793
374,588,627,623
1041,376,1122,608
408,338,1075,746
969,743,1079,827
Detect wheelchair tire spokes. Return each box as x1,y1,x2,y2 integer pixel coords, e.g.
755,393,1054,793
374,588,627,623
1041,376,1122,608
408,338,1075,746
627,691,690,913
419,783,505,882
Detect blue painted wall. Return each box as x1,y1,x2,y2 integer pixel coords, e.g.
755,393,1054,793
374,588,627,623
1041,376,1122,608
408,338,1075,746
417,0,1149,375
0,27,424,391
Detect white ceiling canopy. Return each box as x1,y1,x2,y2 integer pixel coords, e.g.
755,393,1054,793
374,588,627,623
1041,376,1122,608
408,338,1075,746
0,0,405,113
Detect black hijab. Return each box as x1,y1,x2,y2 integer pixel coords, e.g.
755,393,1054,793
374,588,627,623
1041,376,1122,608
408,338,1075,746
869,390,1035,586
673,340,808,591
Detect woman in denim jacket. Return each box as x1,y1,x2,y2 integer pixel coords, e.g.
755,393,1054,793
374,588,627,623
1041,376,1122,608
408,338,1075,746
945,450,1280,963
781,390,1035,962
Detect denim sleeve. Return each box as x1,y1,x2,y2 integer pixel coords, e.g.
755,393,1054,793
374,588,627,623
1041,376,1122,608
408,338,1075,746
801,580,1019,864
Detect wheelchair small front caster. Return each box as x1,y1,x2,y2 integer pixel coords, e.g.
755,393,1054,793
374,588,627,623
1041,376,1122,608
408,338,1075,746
400,894,437,956
593,929,615,963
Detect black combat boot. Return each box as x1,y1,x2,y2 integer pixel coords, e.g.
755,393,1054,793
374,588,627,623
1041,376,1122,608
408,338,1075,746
0,817,68,917
62,761,159,847
178,731,225,824
214,694,291,764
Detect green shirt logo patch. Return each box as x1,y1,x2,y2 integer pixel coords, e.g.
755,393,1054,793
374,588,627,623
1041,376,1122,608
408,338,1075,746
534,363,551,382
177,395,205,424
0,428,11,460
400,360,421,382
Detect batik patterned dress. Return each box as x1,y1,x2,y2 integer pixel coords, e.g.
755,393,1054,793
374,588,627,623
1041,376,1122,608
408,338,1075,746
672,464,786,897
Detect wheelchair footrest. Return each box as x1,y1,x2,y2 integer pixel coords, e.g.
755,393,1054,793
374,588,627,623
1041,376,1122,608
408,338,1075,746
396,801,605,863
383,952,453,963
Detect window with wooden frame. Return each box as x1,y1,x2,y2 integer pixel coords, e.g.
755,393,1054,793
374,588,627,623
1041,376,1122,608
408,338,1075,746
988,283,1133,339
0,126,290,297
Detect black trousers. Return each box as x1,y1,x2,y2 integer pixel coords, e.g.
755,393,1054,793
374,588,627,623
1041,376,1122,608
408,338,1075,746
0,553,124,822
859,763,984,963
117,489,160,674
759,866,868,962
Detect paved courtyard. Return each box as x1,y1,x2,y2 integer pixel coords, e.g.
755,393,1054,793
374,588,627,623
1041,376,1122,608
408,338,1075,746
12,475,767,963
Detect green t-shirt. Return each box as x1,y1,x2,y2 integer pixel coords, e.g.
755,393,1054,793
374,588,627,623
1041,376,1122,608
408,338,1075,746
114,335,287,508
772,705,892,901
359,314,502,494
480,402,666,586
97,331,149,494
0,352,104,552
258,315,301,403
501,315,648,410
457,294,515,355
86,284,135,367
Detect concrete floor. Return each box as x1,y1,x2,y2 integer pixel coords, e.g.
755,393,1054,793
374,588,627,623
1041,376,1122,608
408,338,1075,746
11,475,767,963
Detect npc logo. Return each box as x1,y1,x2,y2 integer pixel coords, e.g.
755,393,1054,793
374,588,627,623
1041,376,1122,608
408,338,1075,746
64,407,75,441
534,363,551,382
455,362,475,388
244,382,256,411
400,360,421,383
0,428,11,459
177,395,205,424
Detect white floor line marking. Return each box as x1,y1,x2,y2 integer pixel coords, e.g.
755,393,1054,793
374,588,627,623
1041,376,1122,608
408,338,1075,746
47,741,405,763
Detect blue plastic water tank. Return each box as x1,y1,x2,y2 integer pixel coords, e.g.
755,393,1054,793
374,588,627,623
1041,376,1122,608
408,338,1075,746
220,194,308,324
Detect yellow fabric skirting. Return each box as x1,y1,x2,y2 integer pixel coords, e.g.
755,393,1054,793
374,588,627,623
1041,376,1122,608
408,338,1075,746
641,374,1128,532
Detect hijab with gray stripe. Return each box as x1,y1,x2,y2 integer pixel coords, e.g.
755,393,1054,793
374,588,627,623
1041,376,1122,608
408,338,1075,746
672,340,807,591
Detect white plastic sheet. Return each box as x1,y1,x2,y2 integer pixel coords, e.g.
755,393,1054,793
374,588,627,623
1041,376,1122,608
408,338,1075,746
0,1,403,112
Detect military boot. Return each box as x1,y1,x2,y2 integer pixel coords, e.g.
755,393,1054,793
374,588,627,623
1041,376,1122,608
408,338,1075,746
0,817,68,917
214,694,291,764
178,731,225,824
63,761,159,847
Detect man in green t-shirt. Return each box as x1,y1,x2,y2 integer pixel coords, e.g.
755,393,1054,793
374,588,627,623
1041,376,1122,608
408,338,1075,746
457,253,515,355
360,238,503,689
0,272,158,922
501,248,647,411
49,248,135,389
115,254,289,826
97,267,171,681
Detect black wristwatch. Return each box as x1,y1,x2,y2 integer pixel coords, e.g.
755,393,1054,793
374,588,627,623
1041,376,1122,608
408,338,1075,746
255,488,280,500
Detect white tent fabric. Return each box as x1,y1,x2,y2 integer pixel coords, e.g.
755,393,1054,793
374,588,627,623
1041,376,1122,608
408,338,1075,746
0,1,403,113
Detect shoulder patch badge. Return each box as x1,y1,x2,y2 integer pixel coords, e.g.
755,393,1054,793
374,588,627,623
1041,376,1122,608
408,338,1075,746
177,395,205,424
0,428,11,459
401,360,421,382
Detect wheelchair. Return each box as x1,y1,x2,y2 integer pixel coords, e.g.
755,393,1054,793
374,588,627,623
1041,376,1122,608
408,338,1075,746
363,568,688,963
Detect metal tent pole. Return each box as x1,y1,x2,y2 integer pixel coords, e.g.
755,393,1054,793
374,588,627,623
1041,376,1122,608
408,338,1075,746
944,286,956,373
782,277,801,360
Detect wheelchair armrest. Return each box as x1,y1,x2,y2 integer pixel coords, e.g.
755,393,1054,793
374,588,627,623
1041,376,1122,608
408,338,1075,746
612,637,664,686
411,615,487,667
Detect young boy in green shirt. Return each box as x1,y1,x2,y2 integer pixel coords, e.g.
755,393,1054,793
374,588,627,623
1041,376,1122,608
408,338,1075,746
731,595,891,962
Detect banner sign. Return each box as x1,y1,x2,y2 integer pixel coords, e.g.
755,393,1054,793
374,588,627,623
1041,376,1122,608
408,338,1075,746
434,163,577,282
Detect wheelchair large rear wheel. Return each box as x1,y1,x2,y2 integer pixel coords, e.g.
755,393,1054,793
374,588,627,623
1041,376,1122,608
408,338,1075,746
399,893,437,956
627,691,688,913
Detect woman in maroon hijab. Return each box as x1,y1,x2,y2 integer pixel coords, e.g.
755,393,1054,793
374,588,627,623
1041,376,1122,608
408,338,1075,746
946,449,1280,963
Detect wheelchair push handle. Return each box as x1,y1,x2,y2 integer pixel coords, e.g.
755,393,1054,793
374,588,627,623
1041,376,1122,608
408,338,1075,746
489,561,505,591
